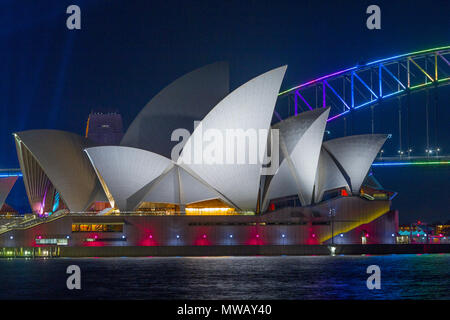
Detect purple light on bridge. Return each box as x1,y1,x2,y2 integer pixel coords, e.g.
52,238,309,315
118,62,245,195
278,46,450,123
279,66,357,95
295,90,313,111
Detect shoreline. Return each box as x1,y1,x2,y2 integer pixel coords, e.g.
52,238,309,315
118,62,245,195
1,244,450,258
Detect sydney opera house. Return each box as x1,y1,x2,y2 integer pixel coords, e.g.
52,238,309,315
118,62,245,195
0,62,397,251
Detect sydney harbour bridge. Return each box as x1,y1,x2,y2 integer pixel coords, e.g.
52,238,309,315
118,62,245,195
275,45,450,168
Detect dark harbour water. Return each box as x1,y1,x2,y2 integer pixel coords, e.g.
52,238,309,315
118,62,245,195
0,254,449,300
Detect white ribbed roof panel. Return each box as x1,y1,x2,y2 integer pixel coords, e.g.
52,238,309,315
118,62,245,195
274,108,329,161
323,134,388,194
139,166,180,205
261,161,298,211
85,146,172,211
121,62,229,158
178,166,223,205
130,164,225,209
0,177,17,209
314,147,350,203
279,108,329,205
263,108,329,207
14,130,102,212
178,66,287,211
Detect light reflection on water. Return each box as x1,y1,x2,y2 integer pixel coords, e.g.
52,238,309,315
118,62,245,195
0,254,449,300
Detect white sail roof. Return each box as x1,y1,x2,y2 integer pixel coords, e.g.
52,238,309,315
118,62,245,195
0,177,17,209
322,134,388,194
178,66,287,211
178,166,224,205
128,165,224,209
263,108,330,207
136,166,181,205
14,130,103,212
314,147,350,202
85,146,173,211
121,62,229,158
261,161,298,211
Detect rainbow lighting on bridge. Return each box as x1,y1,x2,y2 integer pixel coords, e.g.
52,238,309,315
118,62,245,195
276,46,450,122
372,161,450,167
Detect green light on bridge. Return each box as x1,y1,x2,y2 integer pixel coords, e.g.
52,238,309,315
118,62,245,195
372,161,450,167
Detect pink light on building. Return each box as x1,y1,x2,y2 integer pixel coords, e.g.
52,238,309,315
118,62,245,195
195,235,211,246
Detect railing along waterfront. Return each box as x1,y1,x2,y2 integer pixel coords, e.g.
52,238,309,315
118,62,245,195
66,211,256,216
0,210,69,234
0,246,60,258
0,210,256,235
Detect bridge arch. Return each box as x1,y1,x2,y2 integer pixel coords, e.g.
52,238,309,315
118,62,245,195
276,46,450,122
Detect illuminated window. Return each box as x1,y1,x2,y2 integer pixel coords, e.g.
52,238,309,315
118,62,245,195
72,224,123,232
35,238,68,246
185,199,236,215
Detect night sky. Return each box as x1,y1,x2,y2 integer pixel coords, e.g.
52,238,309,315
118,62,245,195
0,0,449,224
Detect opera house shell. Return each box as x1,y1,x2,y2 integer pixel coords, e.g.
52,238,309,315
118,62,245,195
2,62,398,249
0,176,17,212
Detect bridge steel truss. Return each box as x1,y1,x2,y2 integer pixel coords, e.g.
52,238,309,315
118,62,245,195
276,46,450,123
